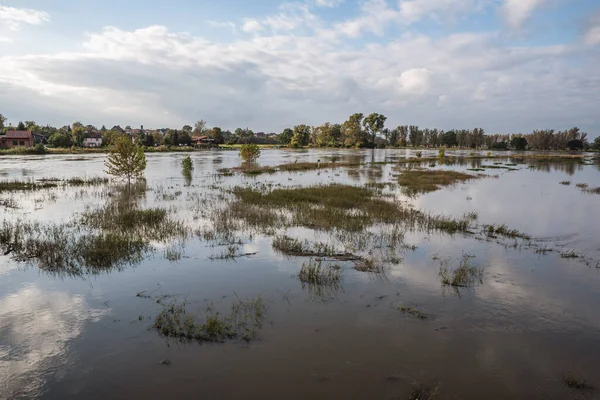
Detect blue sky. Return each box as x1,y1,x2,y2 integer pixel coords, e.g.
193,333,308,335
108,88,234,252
1,0,600,135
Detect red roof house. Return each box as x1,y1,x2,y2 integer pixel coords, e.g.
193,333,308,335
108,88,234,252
1,131,34,149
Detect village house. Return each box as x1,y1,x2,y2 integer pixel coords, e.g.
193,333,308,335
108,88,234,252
0,131,34,149
83,133,103,148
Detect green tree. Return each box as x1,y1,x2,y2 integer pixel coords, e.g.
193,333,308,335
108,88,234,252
279,128,293,145
182,125,193,133
239,144,261,163
314,123,336,147
105,136,147,185
590,136,600,151
0,113,6,131
103,129,126,147
363,113,387,146
164,130,179,146
342,113,366,147
17,121,26,130
290,124,311,148
510,136,528,150
179,132,192,146
408,125,421,147
209,127,224,144
48,132,73,148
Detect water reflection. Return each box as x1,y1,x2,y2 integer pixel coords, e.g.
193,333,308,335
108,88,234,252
0,286,107,399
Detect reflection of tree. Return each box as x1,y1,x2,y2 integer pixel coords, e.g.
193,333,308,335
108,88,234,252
0,287,107,399
301,281,343,302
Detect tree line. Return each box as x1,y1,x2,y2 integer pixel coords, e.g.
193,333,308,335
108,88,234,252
1,112,598,151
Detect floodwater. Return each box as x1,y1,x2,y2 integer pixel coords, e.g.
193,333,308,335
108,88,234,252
1,149,600,399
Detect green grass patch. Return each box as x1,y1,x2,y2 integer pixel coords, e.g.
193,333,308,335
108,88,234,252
484,224,530,240
398,170,476,195
153,296,266,343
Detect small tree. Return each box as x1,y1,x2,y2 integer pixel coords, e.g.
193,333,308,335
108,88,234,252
181,156,194,173
105,136,147,185
239,144,261,163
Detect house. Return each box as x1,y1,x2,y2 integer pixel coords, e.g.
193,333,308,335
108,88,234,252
0,131,34,149
83,133,103,148
32,133,46,144
192,136,216,146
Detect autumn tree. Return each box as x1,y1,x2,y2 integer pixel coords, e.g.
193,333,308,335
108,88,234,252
105,136,147,185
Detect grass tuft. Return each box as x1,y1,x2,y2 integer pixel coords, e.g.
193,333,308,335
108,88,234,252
399,305,428,320
439,254,483,287
298,259,341,286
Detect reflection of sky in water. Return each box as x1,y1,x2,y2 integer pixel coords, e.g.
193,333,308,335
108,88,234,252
1,150,600,399
0,286,107,399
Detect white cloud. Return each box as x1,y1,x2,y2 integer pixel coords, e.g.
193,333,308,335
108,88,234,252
585,11,600,46
242,18,263,33
315,0,344,7
0,5,50,31
0,36,13,43
398,0,485,24
335,0,398,37
398,68,432,94
503,0,546,29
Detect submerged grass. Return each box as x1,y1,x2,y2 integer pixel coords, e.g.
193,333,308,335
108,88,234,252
153,295,266,343
231,184,472,235
298,259,341,286
562,373,594,390
0,177,109,192
397,170,476,195
80,204,188,241
439,254,483,287
484,224,531,240
398,305,428,320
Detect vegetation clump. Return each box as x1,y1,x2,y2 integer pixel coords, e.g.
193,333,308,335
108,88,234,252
484,224,530,240
399,305,428,320
439,254,483,287
562,373,594,390
398,170,476,195
153,296,266,343
559,181,571,185
298,259,341,286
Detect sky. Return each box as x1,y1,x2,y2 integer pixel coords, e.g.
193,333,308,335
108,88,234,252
1,0,599,135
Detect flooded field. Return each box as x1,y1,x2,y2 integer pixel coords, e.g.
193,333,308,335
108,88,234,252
1,149,600,399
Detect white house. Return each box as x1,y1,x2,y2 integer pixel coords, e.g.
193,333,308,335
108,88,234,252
83,134,103,148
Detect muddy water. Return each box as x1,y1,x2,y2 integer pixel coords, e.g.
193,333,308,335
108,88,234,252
1,149,600,400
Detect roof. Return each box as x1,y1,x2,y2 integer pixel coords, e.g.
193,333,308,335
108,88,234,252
85,133,103,140
5,131,33,139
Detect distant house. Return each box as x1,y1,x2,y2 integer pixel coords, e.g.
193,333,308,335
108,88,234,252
111,125,125,133
0,131,34,149
192,136,216,146
32,133,46,144
83,133,103,148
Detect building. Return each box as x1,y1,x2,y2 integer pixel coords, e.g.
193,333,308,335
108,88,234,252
83,133,103,148
0,131,34,149
192,136,216,147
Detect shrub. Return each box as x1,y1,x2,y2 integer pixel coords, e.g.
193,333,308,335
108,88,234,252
239,144,261,163
438,148,445,158
181,156,194,173
415,151,422,158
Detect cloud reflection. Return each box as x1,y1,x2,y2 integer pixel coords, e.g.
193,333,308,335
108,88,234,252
0,286,107,399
